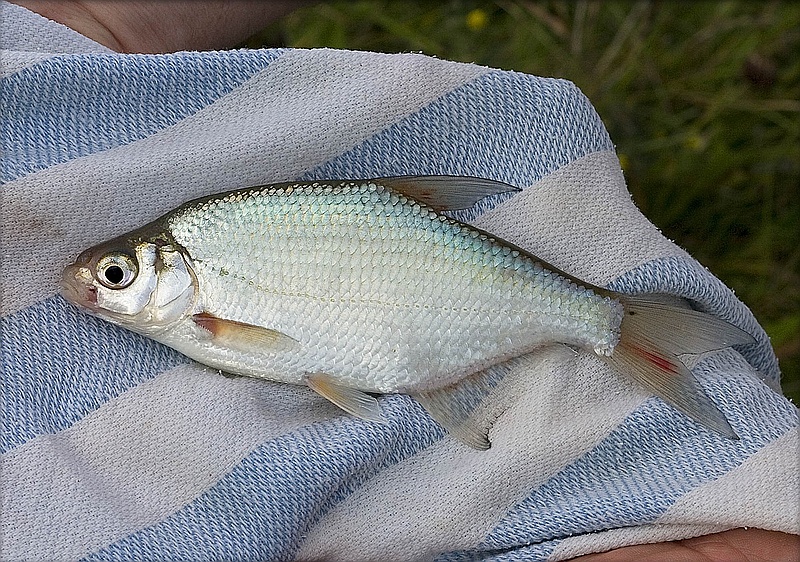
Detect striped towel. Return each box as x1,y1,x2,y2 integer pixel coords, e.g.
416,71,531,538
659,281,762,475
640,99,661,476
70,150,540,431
2,3,797,561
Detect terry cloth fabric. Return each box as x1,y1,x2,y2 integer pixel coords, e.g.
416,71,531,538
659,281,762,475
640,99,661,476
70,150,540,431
2,3,798,561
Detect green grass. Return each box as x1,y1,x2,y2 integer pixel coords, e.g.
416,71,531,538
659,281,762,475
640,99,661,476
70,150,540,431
247,1,800,402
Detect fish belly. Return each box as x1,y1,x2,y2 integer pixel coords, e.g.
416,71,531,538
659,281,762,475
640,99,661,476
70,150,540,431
166,183,620,392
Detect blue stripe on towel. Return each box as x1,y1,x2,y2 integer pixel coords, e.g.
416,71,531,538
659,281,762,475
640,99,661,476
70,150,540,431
1,296,187,453
436,366,796,561
1,49,284,183
82,396,444,562
305,71,613,221
479,376,795,551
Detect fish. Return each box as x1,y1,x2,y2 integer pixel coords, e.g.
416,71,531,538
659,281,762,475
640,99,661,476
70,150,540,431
60,175,755,449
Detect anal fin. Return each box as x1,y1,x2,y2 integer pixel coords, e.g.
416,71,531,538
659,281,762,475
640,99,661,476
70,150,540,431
306,373,387,424
413,361,516,450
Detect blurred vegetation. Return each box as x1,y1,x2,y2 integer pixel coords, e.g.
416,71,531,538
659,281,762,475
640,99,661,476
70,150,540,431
246,1,800,402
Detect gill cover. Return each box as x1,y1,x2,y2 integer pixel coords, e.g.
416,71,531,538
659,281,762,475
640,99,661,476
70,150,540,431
148,245,196,326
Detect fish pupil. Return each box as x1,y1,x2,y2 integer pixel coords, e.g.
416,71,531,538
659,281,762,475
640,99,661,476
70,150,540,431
104,265,124,285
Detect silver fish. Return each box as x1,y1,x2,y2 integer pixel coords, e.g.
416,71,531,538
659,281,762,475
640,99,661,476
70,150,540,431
61,176,754,449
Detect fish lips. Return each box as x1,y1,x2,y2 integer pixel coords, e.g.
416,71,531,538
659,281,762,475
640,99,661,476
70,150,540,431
60,263,98,309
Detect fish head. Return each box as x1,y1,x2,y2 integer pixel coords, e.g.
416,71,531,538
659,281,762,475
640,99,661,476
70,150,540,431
61,235,197,335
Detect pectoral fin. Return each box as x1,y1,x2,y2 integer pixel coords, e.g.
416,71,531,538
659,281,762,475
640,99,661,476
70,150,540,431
192,312,298,353
413,361,517,450
306,373,387,424
379,175,520,211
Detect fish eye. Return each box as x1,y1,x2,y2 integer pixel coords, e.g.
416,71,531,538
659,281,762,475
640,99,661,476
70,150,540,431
96,253,138,289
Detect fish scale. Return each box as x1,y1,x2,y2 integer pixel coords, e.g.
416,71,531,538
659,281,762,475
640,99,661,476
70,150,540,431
164,181,620,392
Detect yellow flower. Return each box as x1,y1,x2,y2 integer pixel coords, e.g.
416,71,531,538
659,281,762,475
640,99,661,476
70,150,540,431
684,133,706,152
466,9,488,31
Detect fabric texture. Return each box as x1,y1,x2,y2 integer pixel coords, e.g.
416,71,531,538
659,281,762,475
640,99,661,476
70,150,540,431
2,4,798,561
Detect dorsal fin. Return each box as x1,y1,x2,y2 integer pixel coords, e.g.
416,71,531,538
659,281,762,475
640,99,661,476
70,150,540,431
377,175,520,211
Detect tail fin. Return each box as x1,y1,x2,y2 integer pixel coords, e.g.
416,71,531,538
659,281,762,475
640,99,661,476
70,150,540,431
604,295,756,439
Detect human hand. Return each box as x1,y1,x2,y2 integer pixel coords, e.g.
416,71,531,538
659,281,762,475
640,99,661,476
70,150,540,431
9,0,310,52
569,528,799,562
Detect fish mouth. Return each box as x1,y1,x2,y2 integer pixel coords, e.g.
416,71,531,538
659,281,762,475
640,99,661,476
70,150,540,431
60,264,98,309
